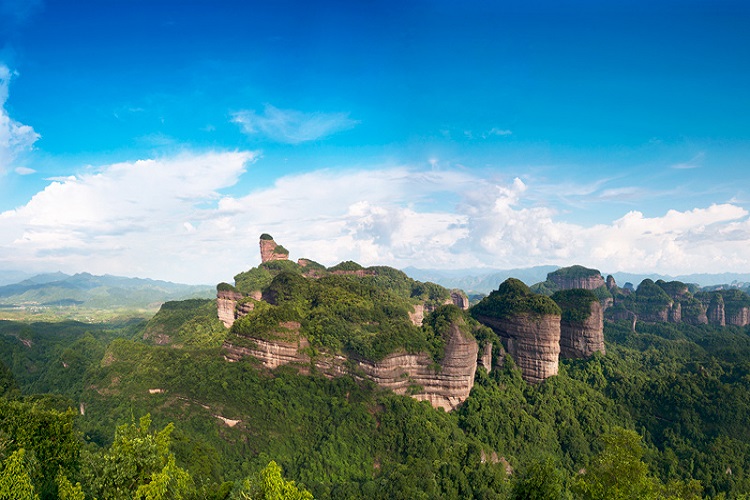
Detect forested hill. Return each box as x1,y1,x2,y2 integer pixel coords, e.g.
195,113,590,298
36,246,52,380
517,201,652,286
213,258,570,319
0,235,747,498
0,272,213,311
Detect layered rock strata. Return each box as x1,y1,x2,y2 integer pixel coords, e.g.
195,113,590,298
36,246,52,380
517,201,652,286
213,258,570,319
559,301,605,358
707,295,726,326
224,322,479,411
217,290,244,329
475,313,561,384
259,236,289,263
727,307,750,327
217,290,260,329
549,273,605,291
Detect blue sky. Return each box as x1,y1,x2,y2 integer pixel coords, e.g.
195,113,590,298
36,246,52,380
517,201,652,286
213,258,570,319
0,0,749,283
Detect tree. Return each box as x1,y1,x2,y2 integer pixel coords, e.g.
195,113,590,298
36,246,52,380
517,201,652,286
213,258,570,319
572,427,659,500
0,449,38,500
512,457,569,500
231,461,313,500
82,414,194,500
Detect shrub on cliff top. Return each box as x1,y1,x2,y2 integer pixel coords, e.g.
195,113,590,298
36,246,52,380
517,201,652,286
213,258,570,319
328,260,364,272
552,289,598,323
273,244,289,255
216,282,238,293
471,278,561,319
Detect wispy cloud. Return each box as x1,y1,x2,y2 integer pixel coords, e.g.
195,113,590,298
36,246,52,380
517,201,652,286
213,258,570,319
671,152,705,169
14,166,35,175
484,127,512,137
0,65,40,175
231,104,358,144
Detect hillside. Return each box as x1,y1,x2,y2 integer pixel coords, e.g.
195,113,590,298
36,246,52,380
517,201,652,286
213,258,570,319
0,272,214,318
0,243,749,497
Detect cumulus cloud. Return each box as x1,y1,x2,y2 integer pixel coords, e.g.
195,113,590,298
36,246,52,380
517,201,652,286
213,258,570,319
0,65,40,174
3,153,750,283
232,104,358,144
0,151,255,282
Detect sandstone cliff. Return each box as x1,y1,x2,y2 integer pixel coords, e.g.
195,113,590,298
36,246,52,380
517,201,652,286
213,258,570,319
224,320,479,411
559,302,605,358
259,234,289,263
707,294,726,326
475,313,561,384
553,289,605,359
472,278,562,383
548,265,606,291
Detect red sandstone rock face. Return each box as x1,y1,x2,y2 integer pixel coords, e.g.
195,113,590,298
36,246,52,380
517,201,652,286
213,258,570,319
476,313,561,384
708,300,726,326
450,290,470,310
409,303,425,326
727,307,750,327
217,290,243,328
478,342,493,373
223,337,311,368
550,275,605,291
559,302,605,359
669,302,682,323
259,238,289,263
223,321,479,411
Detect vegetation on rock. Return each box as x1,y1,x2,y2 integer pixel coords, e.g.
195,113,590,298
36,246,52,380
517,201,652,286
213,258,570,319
552,289,598,323
472,278,561,319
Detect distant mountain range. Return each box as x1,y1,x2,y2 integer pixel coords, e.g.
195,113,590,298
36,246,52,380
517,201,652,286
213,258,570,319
403,266,750,295
0,272,214,310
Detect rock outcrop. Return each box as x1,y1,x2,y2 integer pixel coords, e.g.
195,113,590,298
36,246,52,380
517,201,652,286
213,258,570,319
727,307,750,327
217,290,244,329
475,313,560,384
259,234,289,263
224,321,479,411
559,301,605,359
707,295,726,326
472,279,562,383
450,290,470,310
358,323,478,411
548,266,606,291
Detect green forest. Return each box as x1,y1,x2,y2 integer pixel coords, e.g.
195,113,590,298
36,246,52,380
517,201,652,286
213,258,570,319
2,272,750,497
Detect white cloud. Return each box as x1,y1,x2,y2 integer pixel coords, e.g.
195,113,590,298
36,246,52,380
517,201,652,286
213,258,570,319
671,151,705,170
3,153,750,283
0,150,255,282
0,65,40,175
14,166,35,175
232,104,358,144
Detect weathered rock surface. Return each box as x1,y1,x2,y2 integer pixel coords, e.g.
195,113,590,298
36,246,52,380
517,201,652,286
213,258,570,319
409,303,425,326
217,290,244,328
259,236,289,263
707,295,726,326
727,307,750,327
669,302,682,323
450,290,470,310
223,337,311,368
224,322,479,411
478,342,493,373
549,274,605,291
559,301,605,359
475,313,561,384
